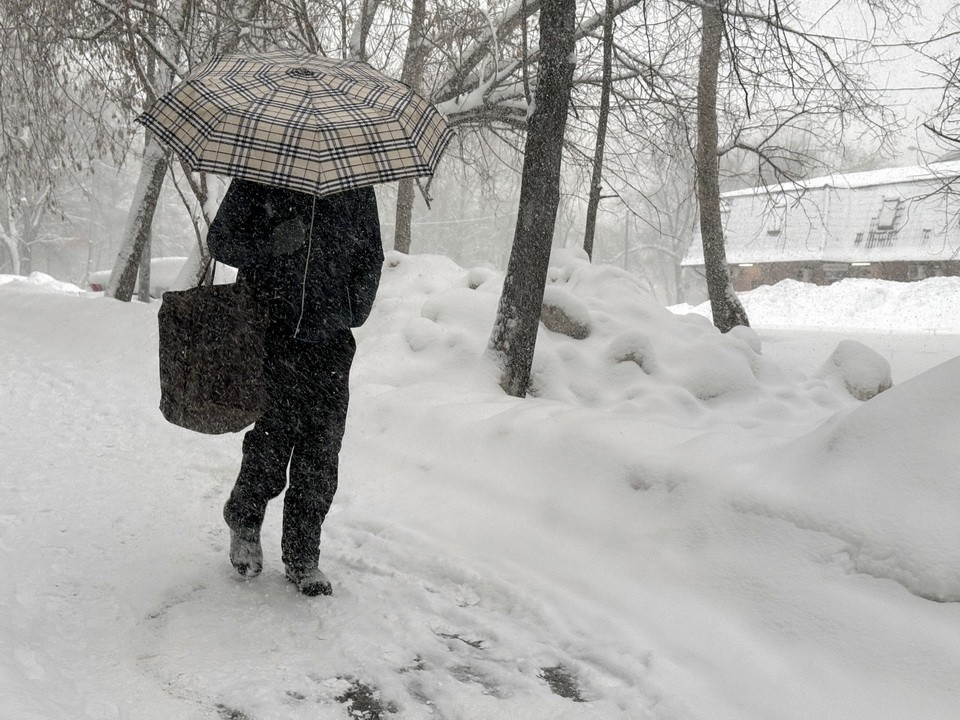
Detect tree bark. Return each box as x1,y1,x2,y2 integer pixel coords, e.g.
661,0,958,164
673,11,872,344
695,0,749,332
583,0,615,261
348,0,383,62
488,0,577,398
106,137,168,300
0,229,18,275
137,228,152,302
392,0,429,253
219,0,265,54
394,179,415,253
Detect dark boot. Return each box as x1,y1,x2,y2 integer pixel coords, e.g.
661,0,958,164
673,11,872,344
229,528,263,577
225,502,263,578
285,565,332,596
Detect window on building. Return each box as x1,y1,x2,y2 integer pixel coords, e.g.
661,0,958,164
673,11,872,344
854,232,864,245
876,197,901,230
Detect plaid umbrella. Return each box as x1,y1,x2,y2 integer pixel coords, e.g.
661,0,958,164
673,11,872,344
137,50,453,196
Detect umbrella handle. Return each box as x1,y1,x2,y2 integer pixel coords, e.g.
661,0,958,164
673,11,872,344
293,194,318,339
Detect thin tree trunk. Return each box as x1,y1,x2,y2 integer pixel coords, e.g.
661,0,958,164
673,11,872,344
489,0,577,398
348,0,382,62
219,0,264,53
392,0,428,253
695,0,749,332
394,179,415,253
583,0,614,261
19,195,41,276
1,229,19,275
107,137,168,300
0,184,19,275
137,229,151,302
108,0,187,301
623,212,630,270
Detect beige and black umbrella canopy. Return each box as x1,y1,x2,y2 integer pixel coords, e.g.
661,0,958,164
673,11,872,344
137,50,453,197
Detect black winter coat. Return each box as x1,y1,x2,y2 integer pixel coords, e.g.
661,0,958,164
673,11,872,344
207,179,384,343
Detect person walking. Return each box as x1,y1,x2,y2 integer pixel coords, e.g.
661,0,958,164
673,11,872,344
136,50,451,596
207,178,383,596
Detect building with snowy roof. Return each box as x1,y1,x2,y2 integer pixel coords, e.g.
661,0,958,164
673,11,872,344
681,161,960,296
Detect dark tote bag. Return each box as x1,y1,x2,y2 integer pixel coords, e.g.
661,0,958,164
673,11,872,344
158,268,268,434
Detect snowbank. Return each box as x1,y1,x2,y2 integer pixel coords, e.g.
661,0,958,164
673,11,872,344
0,271,85,295
729,356,960,603
674,276,960,332
364,251,853,434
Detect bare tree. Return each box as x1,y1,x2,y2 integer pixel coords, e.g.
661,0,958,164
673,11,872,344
393,0,430,254
104,0,189,301
582,0,616,261
922,7,960,152
489,0,577,397
695,0,749,331
0,1,118,276
665,0,900,328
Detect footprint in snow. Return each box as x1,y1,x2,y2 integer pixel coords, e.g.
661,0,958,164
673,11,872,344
135,518,647,718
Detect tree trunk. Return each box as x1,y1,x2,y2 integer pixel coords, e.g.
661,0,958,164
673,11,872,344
106,137,168,300
137,229,152,302
392,0,429,253
348,0,382,62
394,179,415,253
583,0,614,261
0,229,18,275
488,0,577,398
0,185,20,275
19,195,41,276
695,1,749,332
107,0,187,301
219,0,264,53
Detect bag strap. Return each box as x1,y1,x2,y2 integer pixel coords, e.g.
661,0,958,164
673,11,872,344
197,256,217,288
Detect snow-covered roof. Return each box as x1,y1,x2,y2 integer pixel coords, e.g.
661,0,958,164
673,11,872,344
721,160,960,198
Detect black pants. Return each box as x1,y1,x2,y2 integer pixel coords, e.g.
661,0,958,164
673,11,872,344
224,327,355,569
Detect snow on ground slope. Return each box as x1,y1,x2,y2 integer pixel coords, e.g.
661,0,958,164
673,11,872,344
2,261,959,719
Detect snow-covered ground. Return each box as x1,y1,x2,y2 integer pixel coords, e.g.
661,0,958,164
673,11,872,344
2,258,960,720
